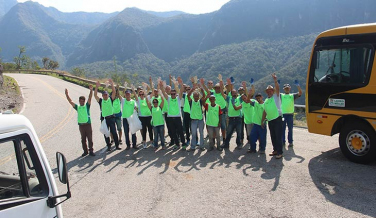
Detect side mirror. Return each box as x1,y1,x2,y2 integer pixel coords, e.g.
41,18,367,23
56,152,67,184
47,152,71,208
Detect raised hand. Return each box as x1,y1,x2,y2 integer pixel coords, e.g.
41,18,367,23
200,78,205,84
177,76,183,84
271,73,277,81
242,81,246,88
226,78,231,85
89,84,93,90
218,74,223,81
109,79,114,84
96,81,100,88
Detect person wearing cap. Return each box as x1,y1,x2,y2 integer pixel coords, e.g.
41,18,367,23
249,92,266,153
203,93,223,151
94,79,121,151
281,83,302,147
237,86,246,144
161,77,188,150
187,80,206,151
261,73,283,159
110,85,123,146
134,85,153,149
222,77,243,149
182,82,192,145
65,85,95,157
121,88,138,150
240,82,255,147
146,85,166,150
213,77,228,143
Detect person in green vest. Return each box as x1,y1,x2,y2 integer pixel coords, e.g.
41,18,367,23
94,79,121,151
187,81,206,151
240,82,255,147
182,83,192,145
134,85,153,149
65,85,95,157
203,94,223,151
212,75,228,143
281,83,302,147
146,85,166,150
121,88,138,150
249,92,266,153
223,81,243,150
110,85,123,146
261,73,283,159
161,77,188,150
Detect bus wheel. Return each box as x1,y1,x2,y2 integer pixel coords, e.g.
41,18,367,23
339,123,376,164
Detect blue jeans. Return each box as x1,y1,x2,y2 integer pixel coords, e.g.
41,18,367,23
191,119,204,149
250,124,267,151
153,125,165,148
123,118,137,147
224,117,242,147
283,114,293,144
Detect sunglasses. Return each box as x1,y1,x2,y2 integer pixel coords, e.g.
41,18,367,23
139,94,144,96
171,93,176,95
153,102,158,104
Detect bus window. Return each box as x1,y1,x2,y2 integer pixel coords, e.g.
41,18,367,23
312,46,373,85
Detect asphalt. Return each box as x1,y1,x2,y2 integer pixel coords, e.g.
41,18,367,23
8,73,376,218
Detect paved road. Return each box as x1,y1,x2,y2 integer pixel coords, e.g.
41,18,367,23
8,73,376,218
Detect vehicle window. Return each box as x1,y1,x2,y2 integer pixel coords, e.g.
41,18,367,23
0,140,25,201
312,46,373,84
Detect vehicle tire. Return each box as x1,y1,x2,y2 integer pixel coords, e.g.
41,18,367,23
339,122,376,164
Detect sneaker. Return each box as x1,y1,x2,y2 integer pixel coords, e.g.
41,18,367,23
173,145,179,150
217,147,223,151
116,147,122,150
119,140,123,145
143,142,147,149
182,144,187,150
168,142,174,147
275,154,283,159
161,146,166,150
288,143,294,147
110,140,114,145
236,145,242,150
196,143,200,146
154,147,158,151
106,147,111,152
200,147,206,151
133,145,139,150
259,150,265,154
81,152,88,157
269,151,277,156
187,148,195,152
186,140,190,145
125,146,130,150
247,149,256,153
89,152,96,156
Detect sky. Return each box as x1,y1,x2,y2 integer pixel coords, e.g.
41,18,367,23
17,0,232,14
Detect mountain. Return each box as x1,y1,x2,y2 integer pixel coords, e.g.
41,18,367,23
0,0,17,18
145,10,185,18
41,6,118,25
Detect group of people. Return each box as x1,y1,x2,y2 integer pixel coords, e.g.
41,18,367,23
65,73,302,159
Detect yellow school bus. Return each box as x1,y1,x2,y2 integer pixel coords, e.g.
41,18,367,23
306,23,376,164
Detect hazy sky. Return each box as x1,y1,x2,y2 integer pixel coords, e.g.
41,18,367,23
17,0,231,14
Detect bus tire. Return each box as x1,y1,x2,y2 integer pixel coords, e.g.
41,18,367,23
339,123,376,164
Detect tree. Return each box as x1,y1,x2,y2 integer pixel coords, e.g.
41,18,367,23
71,67,86,78
14,46,26,72
48,60,59,70
42,57,50,69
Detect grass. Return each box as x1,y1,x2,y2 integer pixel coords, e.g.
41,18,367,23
3,75,21,95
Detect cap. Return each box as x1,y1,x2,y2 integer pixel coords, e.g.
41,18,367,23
265,85,274,91
209,94,216,99
283,84,291,89
102,91,109,95
238,87,244,91
125,90,131,94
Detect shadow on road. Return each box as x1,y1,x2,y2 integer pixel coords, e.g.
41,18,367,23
308,148,376,217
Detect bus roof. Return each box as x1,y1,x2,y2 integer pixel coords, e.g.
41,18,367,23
318,23,376,38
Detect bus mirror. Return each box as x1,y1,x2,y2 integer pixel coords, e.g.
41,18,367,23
56,152,67,184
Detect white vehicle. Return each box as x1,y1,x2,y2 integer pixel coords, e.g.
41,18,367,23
0,113,70,217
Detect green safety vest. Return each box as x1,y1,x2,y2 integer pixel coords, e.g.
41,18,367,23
138,99,152,116
101,98,114,118
252,101,264,125
183,94,192,113
206,104,220,127
151,106,164,127
228,97,241,117
214,92,226,109
190,100,203,120
168,97,181,117
76,104,91,124
122,99,135,119
281,93,294,114
264,95,281,121
242,100,254,125
113,98,121,114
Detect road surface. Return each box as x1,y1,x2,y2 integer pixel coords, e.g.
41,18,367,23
7,73,376,218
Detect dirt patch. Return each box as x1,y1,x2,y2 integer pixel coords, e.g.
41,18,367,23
0,75,23,113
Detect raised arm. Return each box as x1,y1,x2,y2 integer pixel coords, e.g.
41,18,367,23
272,73,279,95
232,98,242,111
109,79,116,100
88,85,93,105
246,85,255,102
160,81,169,100
159,89,165,109
297,84,302,97
242,81,248,96
219,80,227,99
65,89,75,108
94,81,100,102
226,78,232,94
146,94,151,110
131,84,138,101
177,77,184,98
187,83,195,101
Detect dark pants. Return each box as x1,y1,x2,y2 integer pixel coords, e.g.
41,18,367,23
240,117,245,141
123,118,137,147
224,117,242,148
79,124,93,153
139,116,153,141
103,117,119,148
250,124,266,151
268,116,283,155
183,112,191,141
165,113,172,137
169,117,186,146
283,114,294,144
